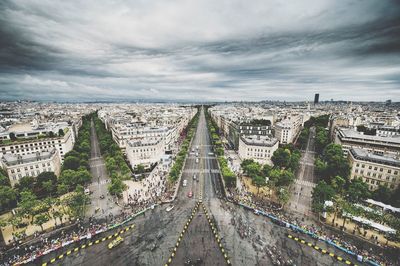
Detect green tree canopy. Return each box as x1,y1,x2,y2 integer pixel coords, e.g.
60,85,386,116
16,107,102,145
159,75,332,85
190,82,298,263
347,178,370,203
63,156,81,171
312,180,335,213
271,148,291,168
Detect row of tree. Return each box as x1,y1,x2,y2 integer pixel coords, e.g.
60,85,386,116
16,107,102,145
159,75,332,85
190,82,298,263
0,185,89,233
311,137,400,240
168,109,199,183
0,115,94,232
297,115,330,151
0,115,94,214
93,115,130,197
205,108,236,188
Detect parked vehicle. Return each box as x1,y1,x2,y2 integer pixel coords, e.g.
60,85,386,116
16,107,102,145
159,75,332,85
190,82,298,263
193,174,196,180
108,236,124,249
183,179,187,187
195,158,199,163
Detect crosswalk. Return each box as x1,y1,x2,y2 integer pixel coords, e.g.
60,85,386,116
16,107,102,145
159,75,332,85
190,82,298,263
294,179,316,188
89,179,110,188
183,169,220,174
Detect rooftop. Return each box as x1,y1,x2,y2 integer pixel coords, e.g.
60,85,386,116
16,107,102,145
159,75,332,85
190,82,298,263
349,147,400,168
1,148,58,166
339,128,400,145
240,135,278,147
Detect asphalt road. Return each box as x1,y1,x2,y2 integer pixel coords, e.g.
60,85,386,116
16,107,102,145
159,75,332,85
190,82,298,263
86,119,121,221
288,126,317,215
34,110,364,266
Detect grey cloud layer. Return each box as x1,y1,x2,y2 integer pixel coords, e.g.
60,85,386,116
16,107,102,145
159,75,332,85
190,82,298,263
0,0,399,101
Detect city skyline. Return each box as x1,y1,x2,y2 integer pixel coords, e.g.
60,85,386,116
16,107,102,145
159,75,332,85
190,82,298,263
0,1,399,102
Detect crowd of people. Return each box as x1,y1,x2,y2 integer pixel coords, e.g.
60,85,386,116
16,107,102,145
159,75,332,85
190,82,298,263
227,189,396,266
1,222,107,266
125,165,168,210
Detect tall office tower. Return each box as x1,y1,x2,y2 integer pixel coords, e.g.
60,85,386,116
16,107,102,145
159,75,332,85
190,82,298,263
314,93,319,104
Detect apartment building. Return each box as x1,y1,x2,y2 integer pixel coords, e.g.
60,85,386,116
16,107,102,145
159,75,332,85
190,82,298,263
238,135,279,165
0,129,74,162
1,148,61,187
126,136,165,168
334,127,400,156
274,115,303,144
348,148,400,191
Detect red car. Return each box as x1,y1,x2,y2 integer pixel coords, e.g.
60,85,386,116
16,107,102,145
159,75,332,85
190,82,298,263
187,191,193,198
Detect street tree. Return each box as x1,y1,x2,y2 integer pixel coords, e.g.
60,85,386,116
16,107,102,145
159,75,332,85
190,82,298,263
108,178,127,197
18,190,38,221
347,178,370,203
252,175,266,195
372,185,392,203
63,156,81,171
0,186,17,210
271,148,291,168
34,213,49,231
277,187,290,207
312,180,335,214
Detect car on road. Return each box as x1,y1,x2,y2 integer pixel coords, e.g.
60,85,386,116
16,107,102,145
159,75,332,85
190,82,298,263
183,179,187,187
100,194,105,199
166,205,174,212
156,232,164,240
187,191,193,198
149,242,157,251
108,236,124,249
196,145,199,150
195,152,199,157
192,148,195,152
193,174,196,180
195,158,199,163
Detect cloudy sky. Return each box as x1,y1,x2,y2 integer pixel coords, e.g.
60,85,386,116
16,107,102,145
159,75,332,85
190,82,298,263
0,0,399,102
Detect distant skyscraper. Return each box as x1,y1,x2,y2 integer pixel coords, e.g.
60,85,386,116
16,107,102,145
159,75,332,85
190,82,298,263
314,93,319,104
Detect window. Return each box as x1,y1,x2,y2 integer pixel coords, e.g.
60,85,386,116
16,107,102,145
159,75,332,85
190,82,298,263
388,170,392,174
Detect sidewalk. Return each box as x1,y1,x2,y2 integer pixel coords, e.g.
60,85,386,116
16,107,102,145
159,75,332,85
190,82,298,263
325,214,400,248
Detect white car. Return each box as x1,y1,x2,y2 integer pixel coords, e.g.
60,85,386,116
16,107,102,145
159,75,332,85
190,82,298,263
166,205,174,212
193,174,196,180
195,158,199,164
183,179,187,187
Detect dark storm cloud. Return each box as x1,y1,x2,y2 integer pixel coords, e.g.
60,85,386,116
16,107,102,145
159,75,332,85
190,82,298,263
0,0,399,101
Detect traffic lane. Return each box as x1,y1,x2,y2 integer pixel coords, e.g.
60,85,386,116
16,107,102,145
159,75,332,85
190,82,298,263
210,200,357,266
38,204,195,266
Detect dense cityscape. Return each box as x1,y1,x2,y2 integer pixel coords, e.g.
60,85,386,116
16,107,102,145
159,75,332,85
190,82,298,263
1,1,400,266
0,99,398,265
